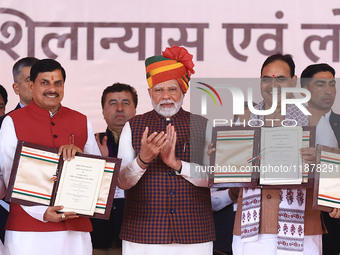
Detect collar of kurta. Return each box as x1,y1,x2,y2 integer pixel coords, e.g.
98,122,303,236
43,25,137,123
28,99,62,118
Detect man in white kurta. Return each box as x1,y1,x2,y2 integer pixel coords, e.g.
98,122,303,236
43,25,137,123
0,59,100,255
117,46,215,255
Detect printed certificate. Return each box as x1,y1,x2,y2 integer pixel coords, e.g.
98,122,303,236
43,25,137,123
54,156,105,215
6,141,121,219
259,126,303,185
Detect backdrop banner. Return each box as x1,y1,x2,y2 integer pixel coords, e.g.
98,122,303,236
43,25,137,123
0,0,339,131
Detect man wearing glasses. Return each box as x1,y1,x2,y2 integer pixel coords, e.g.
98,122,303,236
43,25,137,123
229,54,335,255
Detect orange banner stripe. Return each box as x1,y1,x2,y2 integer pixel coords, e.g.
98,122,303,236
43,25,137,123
318,194,340,201
13,187,51,198
22,150,59,161
321,155,340,162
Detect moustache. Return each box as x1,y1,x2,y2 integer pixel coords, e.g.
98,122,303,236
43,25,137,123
43,93,59,97
159,100,175,105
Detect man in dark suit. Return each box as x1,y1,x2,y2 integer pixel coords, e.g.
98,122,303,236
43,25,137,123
0,57,38,243
0,57,38,127
301,63,340,255
330,112,340,145
91,83,137,254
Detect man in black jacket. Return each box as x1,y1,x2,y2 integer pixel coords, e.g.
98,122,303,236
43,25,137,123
301,63,340,255
91,83,137,254
0,57,38,127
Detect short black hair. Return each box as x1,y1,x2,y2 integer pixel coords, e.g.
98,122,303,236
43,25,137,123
30,59,66,82
0,85,8,105
261,53,295,77
101,83,138,109
300,63,335,88
12,57,39,83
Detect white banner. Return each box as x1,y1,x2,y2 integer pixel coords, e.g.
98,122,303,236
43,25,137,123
0,0,339,131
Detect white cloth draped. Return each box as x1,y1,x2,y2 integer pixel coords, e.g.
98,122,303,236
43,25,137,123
122,240,213,255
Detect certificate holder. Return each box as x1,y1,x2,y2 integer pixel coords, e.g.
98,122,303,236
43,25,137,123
209,126,261,188
313,145,340,212
6,141,121,219
209,126,315,188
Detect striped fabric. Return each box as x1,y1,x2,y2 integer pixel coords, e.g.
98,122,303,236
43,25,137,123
145,54,191,93
21,149,59,164
12,187,51,201
120,108,215,244
317,154,340,207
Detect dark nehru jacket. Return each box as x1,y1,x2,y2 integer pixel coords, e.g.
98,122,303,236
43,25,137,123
5,100,92,232
330,111,340,145
120,108,215,244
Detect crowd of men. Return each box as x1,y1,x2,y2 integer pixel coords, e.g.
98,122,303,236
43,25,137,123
0,45,339,255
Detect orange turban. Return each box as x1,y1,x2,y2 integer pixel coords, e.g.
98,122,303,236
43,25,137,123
145,45,195,93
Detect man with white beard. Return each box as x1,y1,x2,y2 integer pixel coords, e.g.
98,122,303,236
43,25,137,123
117,45,215,255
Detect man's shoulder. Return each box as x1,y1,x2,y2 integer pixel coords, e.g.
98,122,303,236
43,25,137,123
8,105,27,118
330,111,340,119
186,110,208,124
60,106,87,118
330,111,340,130
129,110,154,122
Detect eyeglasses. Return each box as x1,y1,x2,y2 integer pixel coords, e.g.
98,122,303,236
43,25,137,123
261,76,289,84
152,87,180,95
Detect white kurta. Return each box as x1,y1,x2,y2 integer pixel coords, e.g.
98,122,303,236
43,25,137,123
233,234,322,255
0,115,101,255
117,121,213,255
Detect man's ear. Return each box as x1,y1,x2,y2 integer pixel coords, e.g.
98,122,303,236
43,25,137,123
292,75,297,87
28,81,34,91
148,88,152,98
12,83,19,95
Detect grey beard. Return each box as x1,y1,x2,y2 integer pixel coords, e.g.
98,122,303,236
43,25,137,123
152,95,184,117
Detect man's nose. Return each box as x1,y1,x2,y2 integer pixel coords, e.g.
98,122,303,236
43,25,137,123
162,89,171,99
47,84,58,92
269,80,279,88
324,84,333,94
117,102,123,111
